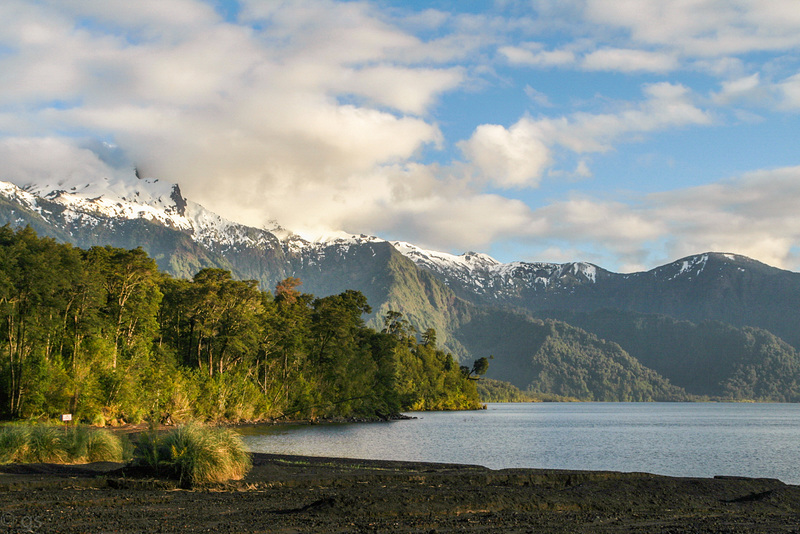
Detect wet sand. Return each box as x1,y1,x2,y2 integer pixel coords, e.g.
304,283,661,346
2,453,800,533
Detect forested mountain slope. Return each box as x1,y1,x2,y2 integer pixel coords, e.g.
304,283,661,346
536,309,800,401
455,307,688,401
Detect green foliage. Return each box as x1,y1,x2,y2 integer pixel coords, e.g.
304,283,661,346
523,324,687,401
477,379,534,402
63,425,125,463
0,226,477,423
390,317,481,411
134,423,251,487
25,425,68,463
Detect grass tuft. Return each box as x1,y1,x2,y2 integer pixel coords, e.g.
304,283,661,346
0,424,124,464
0,426,29,463
135,423,251,486
26,425,68,463
85,428,124,462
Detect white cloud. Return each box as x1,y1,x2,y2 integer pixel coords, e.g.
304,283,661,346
0,0,798,274
461,83,710,187
712,73,763,104
581,48,678,73
328,65,465,115
524,85,553,107
776,73,800,110
387,193,540,252
516,166,800,272
0,0,474,232
0,137,124,187
459,121,552,187
501,2,800,80
500,44,576,67
647,167,800,268
584,0,800,57
536,197,665,242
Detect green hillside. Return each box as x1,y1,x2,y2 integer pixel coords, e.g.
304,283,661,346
538,309,800,401
455,308,688,401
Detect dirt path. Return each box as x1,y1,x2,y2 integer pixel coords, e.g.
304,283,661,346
2,453,800,533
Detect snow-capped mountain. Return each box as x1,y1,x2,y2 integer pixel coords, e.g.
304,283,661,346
0,169,609,296
3,172,280,250
391,240,603,299
7,170,800,401
2,170,800,352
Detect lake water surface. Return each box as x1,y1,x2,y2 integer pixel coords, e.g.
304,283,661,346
240,402,800,484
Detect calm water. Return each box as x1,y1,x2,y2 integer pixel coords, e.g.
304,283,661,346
240,402,800,484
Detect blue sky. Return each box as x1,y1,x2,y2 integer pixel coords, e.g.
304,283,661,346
1,1,800,272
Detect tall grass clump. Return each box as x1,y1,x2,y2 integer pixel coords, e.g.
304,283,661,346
0,426,29,463
0,424,124,464
135,423,251,487
64,425,124,463
26,425,69,463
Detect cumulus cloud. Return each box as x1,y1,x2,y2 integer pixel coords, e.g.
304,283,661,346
513,166,800,272
0,0,798,274
648,166,800,266
502,2,800,80
712,73,765,105
776,73,800,110
459,121,552,188
0,0,473,233
386,193,540,253
460,83,710,187
499,44,576,67
0,137,125,188
709,71,800,111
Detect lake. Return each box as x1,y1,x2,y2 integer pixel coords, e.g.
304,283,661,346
240,402,800,484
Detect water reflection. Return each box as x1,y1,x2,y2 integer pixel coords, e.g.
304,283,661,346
240,403,800,484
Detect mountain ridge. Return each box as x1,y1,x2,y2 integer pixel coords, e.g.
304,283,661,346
2,171,800,400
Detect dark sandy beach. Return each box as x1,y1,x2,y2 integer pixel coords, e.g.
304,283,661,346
2,453,800,533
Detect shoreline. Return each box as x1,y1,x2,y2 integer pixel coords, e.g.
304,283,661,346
3,453,800,533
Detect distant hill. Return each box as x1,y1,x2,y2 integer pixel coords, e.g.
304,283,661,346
455,308,688,401
534,309,800,401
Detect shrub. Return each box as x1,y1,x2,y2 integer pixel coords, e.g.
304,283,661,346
135,423,251,486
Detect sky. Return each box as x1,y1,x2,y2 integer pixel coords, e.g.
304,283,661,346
1,0,800,272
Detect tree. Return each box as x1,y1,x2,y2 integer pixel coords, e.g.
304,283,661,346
382,310,415,340
275,277,302,305
0,230,485,422
0,226,87,417
85,246,162,369
462,356,490,380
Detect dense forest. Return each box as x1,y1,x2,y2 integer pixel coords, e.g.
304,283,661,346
0,226,483,423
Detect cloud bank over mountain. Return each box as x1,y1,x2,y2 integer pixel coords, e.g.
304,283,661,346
1,0,799,271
